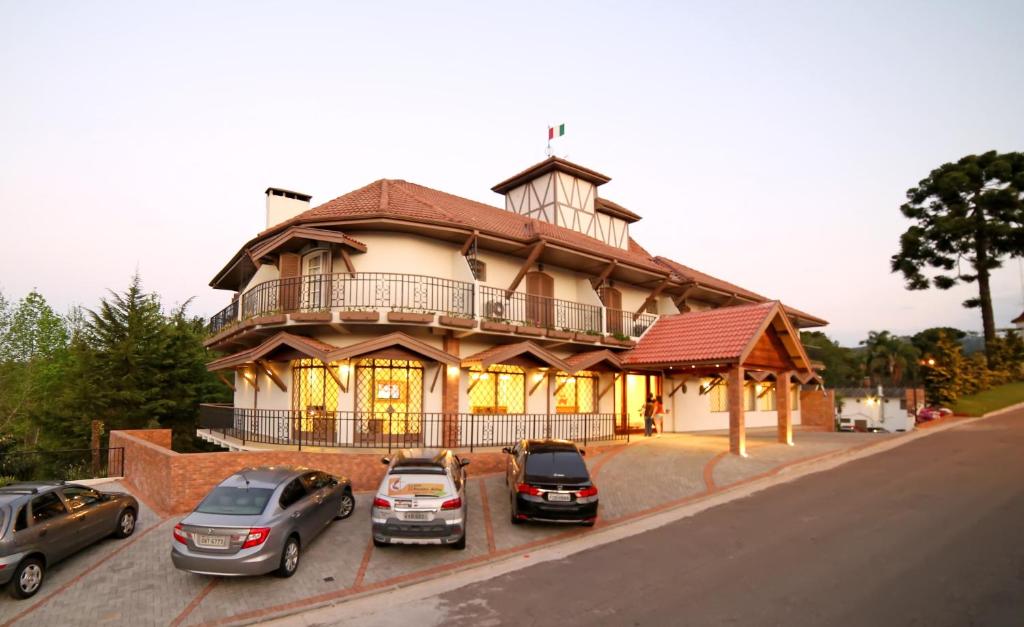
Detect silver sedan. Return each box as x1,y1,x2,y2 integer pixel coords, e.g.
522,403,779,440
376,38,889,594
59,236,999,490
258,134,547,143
171,467,354,577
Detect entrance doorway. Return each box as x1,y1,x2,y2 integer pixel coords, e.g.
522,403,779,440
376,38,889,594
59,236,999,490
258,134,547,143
615,372,662,434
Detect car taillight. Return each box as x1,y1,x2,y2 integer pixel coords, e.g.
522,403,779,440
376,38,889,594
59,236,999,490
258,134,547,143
241,527,271,549
372,497,391,509
441,497,462,510
516,483,542,496
576,486,598,498
172,523,187,544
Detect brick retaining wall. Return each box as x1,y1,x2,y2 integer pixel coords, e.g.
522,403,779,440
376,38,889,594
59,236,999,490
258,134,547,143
111,429,513,514
799,389,835,431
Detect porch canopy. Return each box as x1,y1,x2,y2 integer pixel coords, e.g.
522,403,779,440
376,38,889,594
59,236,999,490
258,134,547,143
460,341,572,373
207,330,461,373
564,349,623,373
622,301,819,455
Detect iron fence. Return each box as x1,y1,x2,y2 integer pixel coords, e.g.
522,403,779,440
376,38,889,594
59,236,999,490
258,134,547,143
237,272,475,321
0,448,125,483
208,300,239,335
199,405,623,452
478,285,602,335
605,308,657,338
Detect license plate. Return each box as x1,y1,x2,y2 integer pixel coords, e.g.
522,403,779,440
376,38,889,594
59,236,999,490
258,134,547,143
195,534,228,548
401,511,430,521
547,493,571,502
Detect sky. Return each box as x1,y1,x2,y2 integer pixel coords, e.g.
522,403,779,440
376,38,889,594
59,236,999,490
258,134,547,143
1,1,1022,346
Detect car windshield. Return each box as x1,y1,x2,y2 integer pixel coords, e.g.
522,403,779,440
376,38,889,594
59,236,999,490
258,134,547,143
384,473,452,498
525,450,589,482
195,487,274,515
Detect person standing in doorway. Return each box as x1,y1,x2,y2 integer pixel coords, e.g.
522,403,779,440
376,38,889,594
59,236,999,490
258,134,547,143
643,394,655,437
653,395,665,437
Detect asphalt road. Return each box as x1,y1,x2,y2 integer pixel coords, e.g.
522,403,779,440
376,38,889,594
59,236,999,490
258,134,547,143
420,411,1024,626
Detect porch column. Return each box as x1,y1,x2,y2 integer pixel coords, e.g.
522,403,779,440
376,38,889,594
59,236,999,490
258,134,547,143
776,371,793,445
727,366,746,456
442,335,460,448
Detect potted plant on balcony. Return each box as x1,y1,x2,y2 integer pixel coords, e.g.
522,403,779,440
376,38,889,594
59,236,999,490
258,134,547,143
546,327,575,340
289,310,333,322
480,316,513,333
439,312,477,329
338,308,380,322
575,329,602,343
515,319,545,337
387,308,435,324
602,332,636,347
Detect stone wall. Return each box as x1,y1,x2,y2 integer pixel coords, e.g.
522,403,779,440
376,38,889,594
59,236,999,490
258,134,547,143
799,389,835,431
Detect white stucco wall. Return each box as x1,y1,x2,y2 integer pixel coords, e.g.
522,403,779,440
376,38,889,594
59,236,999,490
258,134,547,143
665,377,803,432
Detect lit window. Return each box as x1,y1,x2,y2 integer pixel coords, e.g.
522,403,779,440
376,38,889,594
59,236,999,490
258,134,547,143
555,372,596,413
469,365,525,414
758,383,777,412
708,379,728,413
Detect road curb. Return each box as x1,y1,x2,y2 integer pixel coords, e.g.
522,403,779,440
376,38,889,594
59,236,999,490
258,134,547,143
251,409,1012,626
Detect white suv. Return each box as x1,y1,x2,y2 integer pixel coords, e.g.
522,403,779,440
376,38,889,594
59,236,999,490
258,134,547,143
371,449,469,550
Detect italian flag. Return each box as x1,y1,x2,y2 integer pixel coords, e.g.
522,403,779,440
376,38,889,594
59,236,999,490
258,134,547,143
548,124,565,140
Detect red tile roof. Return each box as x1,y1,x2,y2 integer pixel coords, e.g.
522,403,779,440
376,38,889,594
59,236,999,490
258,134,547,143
1013,310,1024,324
622,302,777,366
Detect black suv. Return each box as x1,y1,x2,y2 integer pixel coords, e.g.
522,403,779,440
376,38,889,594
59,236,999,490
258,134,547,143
503,439,598,526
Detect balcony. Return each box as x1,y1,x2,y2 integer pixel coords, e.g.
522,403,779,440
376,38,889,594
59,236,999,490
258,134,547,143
206,271,660,341
198,404,623,452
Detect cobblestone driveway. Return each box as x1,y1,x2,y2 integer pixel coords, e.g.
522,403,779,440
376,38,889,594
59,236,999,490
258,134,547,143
0,428,894,626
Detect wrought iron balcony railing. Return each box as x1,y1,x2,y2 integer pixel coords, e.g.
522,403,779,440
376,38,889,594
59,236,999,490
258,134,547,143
206,271,659,339
477,285,603,334
198,404,623,452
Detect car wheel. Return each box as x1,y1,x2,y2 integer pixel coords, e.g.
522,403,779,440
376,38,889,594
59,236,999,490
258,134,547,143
9,558,44,599
335,490,355,520
276,537,300,578
114,508,137,539
451,533,466,550
510,496,521,525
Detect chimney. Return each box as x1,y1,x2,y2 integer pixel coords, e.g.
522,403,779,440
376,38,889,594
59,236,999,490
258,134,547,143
265,187,312,228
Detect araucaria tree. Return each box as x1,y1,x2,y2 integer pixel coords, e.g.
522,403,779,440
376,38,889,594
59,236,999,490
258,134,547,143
891,151,1024,354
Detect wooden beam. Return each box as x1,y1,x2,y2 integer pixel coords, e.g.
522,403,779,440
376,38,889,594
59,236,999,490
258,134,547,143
339,248,355,274
668,379,686,396
671,284,696,311
430,363,442,393
506,242,546,295
257,360,287,392
529,371,547,395
699,376,724,396
216,372,236,392
634,278,672,320
467,376,482,394
596,373,618,401
553,377,572,396
322,360,345,393
239,367,258,391
459,230,479,255
588,259,618,290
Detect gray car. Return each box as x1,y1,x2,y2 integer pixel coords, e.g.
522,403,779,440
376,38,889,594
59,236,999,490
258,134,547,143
0,482,139,599
171,467,354,577
371,449,469,550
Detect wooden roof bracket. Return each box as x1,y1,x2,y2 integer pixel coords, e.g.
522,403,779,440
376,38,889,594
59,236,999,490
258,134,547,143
429,362,442,393
339,248,356,274
529,370,548,395
257,360,287,392
671,283,697,312
633,277,672,320
506,241,546,295
216,372,236,392
321,360,345,393
668,378,687,397
588,259,618,290
699,375,724,395
596,373,618,401
459,230,479,256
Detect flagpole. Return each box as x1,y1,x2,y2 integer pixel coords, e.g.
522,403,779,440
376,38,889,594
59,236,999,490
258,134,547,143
546,126,552,157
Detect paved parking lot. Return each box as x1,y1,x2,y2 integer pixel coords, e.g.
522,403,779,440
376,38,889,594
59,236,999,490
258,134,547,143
0,428,896,627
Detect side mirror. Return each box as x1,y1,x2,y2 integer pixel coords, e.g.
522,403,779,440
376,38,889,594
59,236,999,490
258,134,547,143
459,459,471,467
380,456,391,466
501,447,512,455
579,448,586,457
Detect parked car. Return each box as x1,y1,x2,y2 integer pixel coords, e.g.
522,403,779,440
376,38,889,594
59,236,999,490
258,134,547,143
371,449,469,550
503,439,598,526
917,406,953,422
171,467,354,577
0,482,139,599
